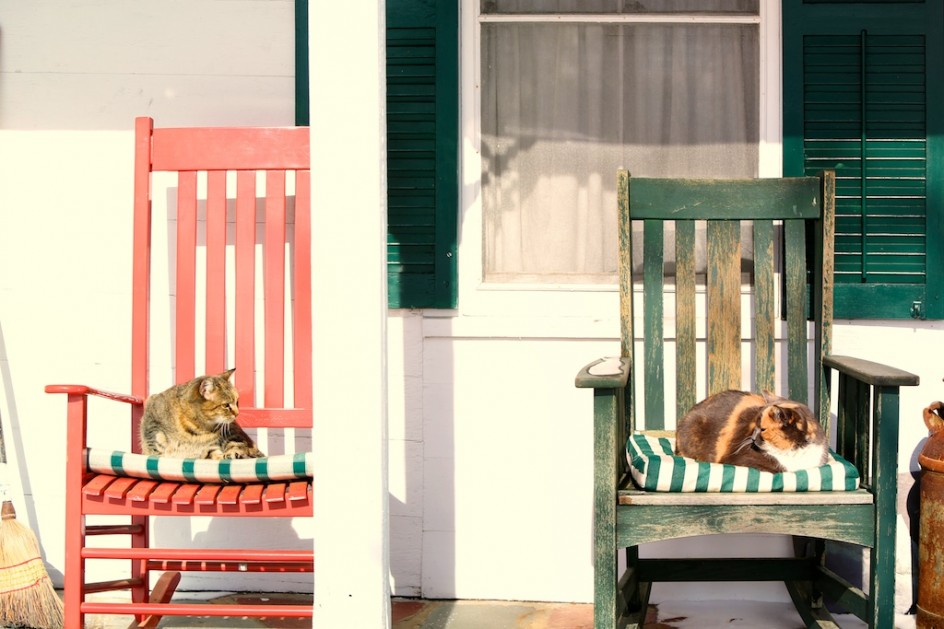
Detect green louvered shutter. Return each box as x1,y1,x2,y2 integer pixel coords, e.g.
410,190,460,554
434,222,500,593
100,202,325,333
783,1,944,319
386,0,459,308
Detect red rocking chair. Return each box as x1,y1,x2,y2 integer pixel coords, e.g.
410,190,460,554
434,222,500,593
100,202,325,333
46,117,313,627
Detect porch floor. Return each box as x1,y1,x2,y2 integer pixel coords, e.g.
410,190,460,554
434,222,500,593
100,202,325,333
59,592,917,628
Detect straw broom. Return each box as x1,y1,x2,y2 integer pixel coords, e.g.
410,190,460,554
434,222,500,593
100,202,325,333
0,418,64,628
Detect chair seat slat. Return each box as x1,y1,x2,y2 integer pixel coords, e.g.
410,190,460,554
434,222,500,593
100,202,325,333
128,479,158,502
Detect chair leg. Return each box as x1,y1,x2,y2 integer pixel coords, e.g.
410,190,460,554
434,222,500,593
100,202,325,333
64,512,84,629
133,571,181,629
594,520,619,629
130,514,149,624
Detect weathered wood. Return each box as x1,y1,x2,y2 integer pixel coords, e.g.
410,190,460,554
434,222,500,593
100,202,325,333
815,170,836,429
643,220,665,428
577,171,920,628
784,219,808,403
618,170,633,360
824,355,921,387
815,565,867,622
706,220,741,394
753,219,776,393
616,503,875,548
619,488,874,506
674,220,696,422
628,178,821,220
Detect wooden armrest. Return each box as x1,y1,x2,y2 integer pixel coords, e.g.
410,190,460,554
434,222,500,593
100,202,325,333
575,357,630,389
823,355,919,388
45,384,144,406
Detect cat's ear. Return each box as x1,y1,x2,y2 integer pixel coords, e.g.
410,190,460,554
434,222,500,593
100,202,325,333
199,377,216,399
762,390,784,405
221,368,236,384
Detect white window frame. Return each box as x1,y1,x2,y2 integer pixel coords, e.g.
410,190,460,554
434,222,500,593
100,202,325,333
442,2,782,337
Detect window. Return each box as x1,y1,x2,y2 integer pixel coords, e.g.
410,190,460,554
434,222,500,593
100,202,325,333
480,1,761,284
783,0,943,319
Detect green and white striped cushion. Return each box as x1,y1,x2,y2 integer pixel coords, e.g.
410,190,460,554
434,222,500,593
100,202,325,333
84,448,312,484
627,434,859,492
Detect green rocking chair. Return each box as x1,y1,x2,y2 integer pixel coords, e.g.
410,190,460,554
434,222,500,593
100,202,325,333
576,170,919,628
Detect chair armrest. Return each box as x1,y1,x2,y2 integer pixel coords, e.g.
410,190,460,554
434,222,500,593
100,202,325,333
45,384,144,406
823,355,919,388
575,357,630,389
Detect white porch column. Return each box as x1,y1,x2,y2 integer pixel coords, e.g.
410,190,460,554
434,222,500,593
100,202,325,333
310,2,391,627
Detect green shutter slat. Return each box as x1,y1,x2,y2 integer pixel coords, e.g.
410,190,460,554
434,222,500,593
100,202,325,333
784,7,942,318
386,0,458,309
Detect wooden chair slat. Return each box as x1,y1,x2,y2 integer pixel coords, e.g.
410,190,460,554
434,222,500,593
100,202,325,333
175,171,198,382
642,220,665,429
84,474,116,497
264,170,286,407
234,170,257,405
753,219,776,394
287,481,310,502
128,479,158,502
194,485,221,505
205,170,228,374
264,483,287,503
674,220,696,422
706,220,741,394
104,477,137,500
784,219,808,403
240,484,264,505
149,482,180,504
172,484,200,506
293,170,313,409
218,485,242,505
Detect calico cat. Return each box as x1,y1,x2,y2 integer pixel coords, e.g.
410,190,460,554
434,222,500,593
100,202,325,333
139,368,264,460
675,390,828,473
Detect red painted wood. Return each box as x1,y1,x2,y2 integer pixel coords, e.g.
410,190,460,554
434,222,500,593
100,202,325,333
82,602,312,618
103,476,137,500
218,484,242,505
171,484,199,505
264,483,287,504
294,170,313,409
149,482,179,504
85,548,312,562
235,169,256,406
176,171,198,383
234,408,310,428
241,484,264,505
131,116,153,408
265,170,286,407
194,484,221,505
150,126,309,171
49,118,314,624
83,474,115,498
288,481,310,502
206,170,228,374
81,493,312,518
128,479,158,502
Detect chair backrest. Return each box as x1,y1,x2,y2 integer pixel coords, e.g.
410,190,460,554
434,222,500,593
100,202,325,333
619,170,836,434
130,117,311,453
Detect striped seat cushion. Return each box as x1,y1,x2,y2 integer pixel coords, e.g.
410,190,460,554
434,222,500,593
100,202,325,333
627,434,859,492
84,448,312,484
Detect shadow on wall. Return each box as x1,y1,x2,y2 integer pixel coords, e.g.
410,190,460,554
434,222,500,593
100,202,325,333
0,321,64,584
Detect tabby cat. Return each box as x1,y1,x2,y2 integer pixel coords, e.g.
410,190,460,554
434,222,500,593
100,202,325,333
675,390,828,473
139,368,264,460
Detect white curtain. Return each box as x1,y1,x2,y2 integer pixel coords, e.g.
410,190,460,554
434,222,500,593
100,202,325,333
482,22,759,282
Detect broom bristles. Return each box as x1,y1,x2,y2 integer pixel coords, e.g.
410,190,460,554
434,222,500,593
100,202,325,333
0,502,64,629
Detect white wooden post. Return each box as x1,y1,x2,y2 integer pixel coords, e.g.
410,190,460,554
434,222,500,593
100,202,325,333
310,2,391,627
